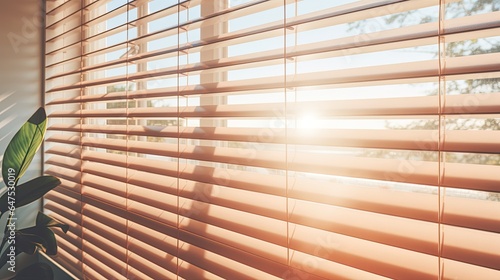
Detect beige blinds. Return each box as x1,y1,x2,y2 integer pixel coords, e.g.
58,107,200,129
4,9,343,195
44,0,500,279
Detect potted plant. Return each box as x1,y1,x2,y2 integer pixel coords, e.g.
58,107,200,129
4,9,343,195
0,107,68,279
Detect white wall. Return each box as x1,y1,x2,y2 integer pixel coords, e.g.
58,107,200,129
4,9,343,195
0,0,44,275
0,0,44,186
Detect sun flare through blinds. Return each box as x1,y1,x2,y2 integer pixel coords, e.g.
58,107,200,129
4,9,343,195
43,0,500,279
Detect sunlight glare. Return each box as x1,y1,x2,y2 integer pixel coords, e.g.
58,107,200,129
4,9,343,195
297,113,321,132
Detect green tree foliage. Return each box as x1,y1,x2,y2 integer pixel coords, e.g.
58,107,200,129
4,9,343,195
105,85,182,149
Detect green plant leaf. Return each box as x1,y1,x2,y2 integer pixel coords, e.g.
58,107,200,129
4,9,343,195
17,227,57,255
35,212,68,233
0,176,60,215
2,107,47,186
0,213,67,269
11,263,54,280
15,232,43,255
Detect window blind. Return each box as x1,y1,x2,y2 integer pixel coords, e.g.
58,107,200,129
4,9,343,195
44,0,500,279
